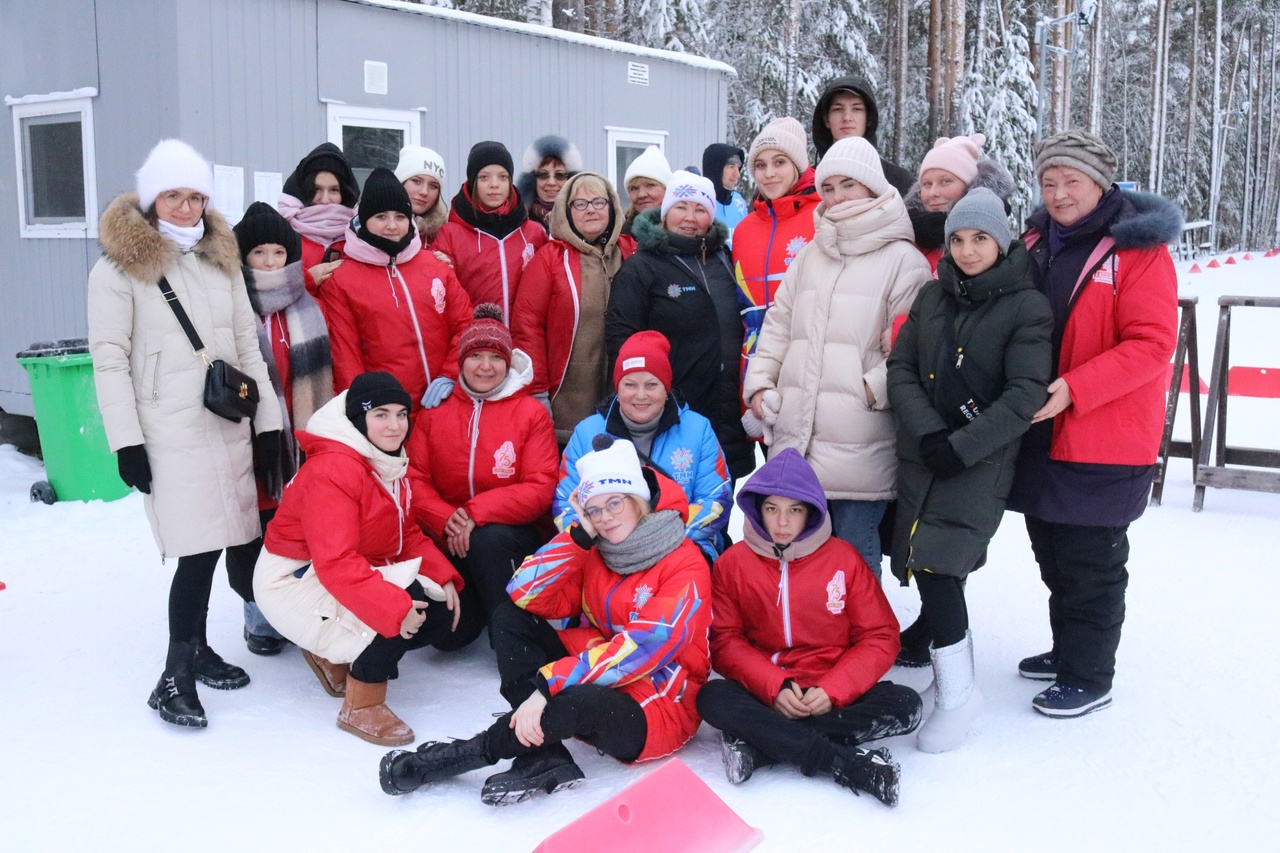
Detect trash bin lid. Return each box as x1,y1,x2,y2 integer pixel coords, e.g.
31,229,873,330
15,338,89,358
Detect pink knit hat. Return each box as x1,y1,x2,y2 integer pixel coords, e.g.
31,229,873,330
918,133,986,186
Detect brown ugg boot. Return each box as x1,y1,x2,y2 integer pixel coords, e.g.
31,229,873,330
337,677,414,746
302,649,349,697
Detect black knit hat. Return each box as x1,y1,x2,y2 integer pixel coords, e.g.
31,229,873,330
233,201,302,265
283,142,360,208
345,371,412,436
466,141,515,190
357,168,413,223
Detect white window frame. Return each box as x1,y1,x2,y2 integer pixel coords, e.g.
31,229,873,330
9,92,98,239
325,102,421,158
605,126,668,189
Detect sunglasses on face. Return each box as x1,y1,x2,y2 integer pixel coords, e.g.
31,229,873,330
536,171,571,181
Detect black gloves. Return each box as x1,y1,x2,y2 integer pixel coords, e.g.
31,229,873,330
920,430,966,480
117,444,152,494
253,430,282,481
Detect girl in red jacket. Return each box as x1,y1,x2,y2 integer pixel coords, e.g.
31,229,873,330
254,372,466,746
433,141,548,324
408,304,559,628
698,447,921,807
320,168,473,410
381,436,711,807
277,142,358,294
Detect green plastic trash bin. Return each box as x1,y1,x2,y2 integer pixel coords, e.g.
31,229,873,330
16,338,132,503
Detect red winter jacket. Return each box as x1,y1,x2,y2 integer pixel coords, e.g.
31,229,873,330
300,235,345,297
506,470,711,762
710,514,899,708
407,351,559,534
321,230,472,410
265,426,463,641
511,237,637,397
432,191,548,323
732,169,820,363
1022,192,1180,465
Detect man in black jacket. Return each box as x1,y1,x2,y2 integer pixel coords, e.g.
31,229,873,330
811,77,913,196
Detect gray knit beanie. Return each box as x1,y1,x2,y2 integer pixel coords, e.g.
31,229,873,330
1034,129,1118,190
944,188,1013,255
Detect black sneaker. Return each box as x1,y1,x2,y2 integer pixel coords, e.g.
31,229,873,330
895,618,931,668
1018,651,1057,681
720,734,770,785
480,743,585,806
380,733,492,795
831,745,900,808
243,627,285,656
1032,683,1112,718
194,642,250,690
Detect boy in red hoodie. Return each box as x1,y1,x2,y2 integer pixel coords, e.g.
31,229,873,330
698,448,921,807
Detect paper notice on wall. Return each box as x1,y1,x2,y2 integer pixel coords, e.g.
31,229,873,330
254,171,284,207
213,165,245,224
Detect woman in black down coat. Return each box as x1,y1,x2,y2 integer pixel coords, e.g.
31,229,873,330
606,170,752,481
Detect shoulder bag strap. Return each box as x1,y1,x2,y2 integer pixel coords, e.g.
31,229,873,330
156,276,212,367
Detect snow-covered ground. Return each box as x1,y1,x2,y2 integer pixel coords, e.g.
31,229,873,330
2,255,1278,851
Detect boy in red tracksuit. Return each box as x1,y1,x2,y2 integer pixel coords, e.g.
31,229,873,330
698,447,922,807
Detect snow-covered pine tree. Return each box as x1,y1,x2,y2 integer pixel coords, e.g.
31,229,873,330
985,0,1040,224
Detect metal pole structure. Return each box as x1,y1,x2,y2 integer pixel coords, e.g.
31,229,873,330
1035,4,1097,138
1209,0,1224,251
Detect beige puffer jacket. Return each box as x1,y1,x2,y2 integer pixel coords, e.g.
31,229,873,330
87,194,282,557
742,189,931,499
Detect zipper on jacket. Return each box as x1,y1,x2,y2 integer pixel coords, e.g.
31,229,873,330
467,399,483,497
388,261,434,387
777,560,793,648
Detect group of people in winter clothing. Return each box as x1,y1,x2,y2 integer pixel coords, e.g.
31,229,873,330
85,74,1179,810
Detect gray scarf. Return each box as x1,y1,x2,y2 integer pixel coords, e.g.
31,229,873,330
595,509,686,575
620,410,661,458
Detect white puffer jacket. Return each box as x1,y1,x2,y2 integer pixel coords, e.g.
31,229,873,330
87,194,282,557
742,189,931,499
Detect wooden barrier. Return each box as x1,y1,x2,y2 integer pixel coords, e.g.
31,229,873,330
1150,296,1202,506
1193,295,1280,511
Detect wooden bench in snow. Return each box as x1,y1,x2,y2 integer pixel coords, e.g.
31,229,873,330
1173,220,1213,261
1194,295,1280,511
1151,296,1202,506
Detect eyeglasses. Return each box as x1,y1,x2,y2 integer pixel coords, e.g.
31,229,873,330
159,191,209,210
570,197,610,211
535,171,571,181
583,496,629,522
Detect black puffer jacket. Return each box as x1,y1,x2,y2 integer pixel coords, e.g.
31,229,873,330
606,209,752,479
887,242,1053,581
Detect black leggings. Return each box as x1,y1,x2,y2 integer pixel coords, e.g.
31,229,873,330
168,511,273,643
487,600,648,763
914,572,969,649
349,581,462,683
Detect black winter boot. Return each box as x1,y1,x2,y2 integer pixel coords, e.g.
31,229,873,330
480,742,585,806
719,734,772,785
830,744,901,807
895,614,931,668
147,640,207,728
379,732,494,796
194,641,251,689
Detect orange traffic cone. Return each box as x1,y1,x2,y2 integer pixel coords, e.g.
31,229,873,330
533,758,764,853
1225,256,1237,264
1207,258,1221,268
1189,263,1203,273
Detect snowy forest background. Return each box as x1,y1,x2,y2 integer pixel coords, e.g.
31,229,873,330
404,0,1279,252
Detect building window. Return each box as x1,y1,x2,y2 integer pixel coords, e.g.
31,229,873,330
8,93,98,238
605,126,668,199
325,104,421,187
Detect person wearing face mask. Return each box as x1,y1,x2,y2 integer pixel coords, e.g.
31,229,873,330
515,135,583,234
733,117,820,370
904,134,1015,275
380,435,711,807
556,331,731,564
743,137,931,579
433,141,548,327
407,305,558,632
701,143,749,245
607,171,753,483
277,142,360,294
88,140,284,728
320,168,473,411
394,145,449,248
254,372,466,745
511,172,637,446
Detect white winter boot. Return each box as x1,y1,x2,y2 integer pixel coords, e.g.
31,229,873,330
917,631,983,754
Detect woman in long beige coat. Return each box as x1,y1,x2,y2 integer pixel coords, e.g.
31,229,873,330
743,138,930,579
88,139,282,728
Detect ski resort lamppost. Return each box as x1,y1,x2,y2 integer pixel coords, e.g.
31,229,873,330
1034,0,1098,137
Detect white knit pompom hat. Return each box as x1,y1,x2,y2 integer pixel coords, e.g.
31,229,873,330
576,435,651,505
135,139,214,211
624,145,673,190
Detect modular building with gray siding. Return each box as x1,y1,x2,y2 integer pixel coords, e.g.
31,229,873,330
0,0,734,417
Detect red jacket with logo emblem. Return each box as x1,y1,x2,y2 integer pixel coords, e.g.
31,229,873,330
709,448,899,708
407,350,558,534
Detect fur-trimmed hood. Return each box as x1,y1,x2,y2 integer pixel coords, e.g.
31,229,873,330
631,207,730,256
812,76,882,154
1027,189,1183,250
415,197,449,244
904,157,1016,214
97,192,241,284
516,135,582,206
548,171,625,254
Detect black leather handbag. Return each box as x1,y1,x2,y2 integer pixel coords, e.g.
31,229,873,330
157,276,259,422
